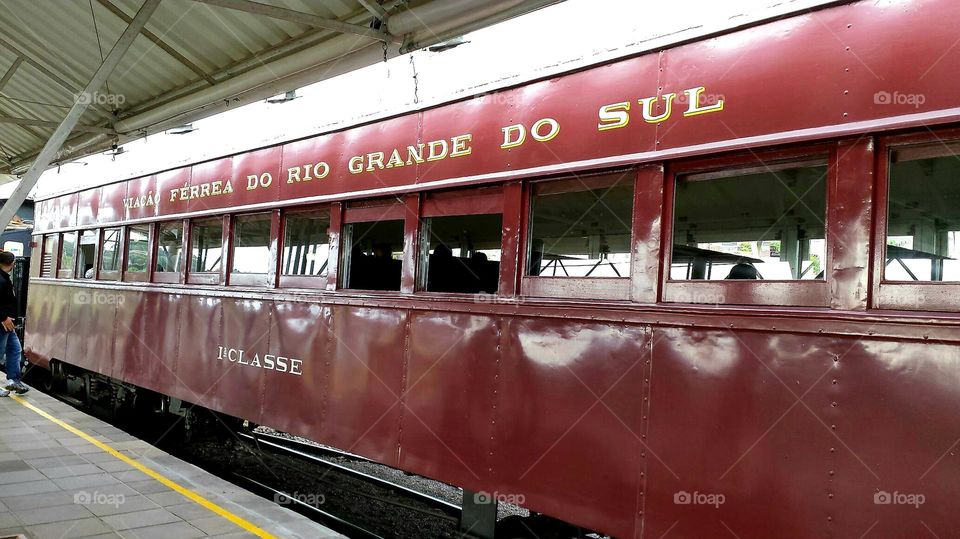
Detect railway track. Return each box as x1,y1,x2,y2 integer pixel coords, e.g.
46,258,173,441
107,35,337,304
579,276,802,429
242,431,462,516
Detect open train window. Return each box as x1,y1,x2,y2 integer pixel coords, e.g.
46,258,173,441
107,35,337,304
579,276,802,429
58,232,76,279
884,143,960,282
189,217,224,284
340,199,404,291
154,221,184,283
76,230,97,279
124,224,150,281
280,208,330,288
663,152,831,307
99,227,122,280
875,135,960,312
230,212,275,286
40,235,56,277
670,160,827,281
418,188,503,294
522,170,634,300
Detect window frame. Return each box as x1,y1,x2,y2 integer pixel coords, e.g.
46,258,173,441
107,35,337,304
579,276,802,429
229,211,278,288
39,234,58,278
123,223,153,283
57,231,76,279
279,205,334,290
872,128,960,312
99,227,123,281
187,216,227,285
520,169,636,300
338,198,408,292
416,186,505,295
75,228,99,281
153,220,186,284
661,145,833,308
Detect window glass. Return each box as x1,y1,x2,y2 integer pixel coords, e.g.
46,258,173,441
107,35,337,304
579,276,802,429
100,228,122,272
232,213,271,274
41,235,55,277
886,143,960,281
76,230,97,279
59,232,76,276
126,225,149,273
156,222,183,273
528,172,633,278
670,161,827,280
422,214,502,293
191,218,223,273
340,220,404,290
283,211,330,277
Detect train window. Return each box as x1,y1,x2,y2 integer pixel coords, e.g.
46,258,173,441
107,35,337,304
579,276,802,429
76,230,97,279
670,160,827,281
40,235,55,277
419,188,503,294
527,172,633,278
100,228,122,274
340,211,404,291
190,218,223,274
231,213,271,274
884,142,960,282
125,225,149,273
282,210,330,277
58,232,76,278
156,222,183,273
420,210,502,294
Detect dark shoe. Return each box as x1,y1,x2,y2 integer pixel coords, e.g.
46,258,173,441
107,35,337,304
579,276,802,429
11,383,27,395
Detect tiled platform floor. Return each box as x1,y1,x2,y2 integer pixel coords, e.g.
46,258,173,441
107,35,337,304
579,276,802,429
0,383,342,539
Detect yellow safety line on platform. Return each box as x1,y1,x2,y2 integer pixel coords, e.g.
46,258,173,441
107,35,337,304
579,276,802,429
10,395,279,539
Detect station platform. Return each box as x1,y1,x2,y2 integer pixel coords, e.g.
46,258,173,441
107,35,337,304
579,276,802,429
0,382,342,539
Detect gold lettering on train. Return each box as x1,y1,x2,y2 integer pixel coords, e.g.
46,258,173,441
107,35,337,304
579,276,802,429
598,85,725,130
500,118,559,149
246,173,273,191
169,179,233,202
347,134,472,175
122,191,159,210
286,162,329,183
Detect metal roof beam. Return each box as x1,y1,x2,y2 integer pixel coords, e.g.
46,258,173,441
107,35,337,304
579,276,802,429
0,115,115,135
356,0,390,23
192,0,393,42
0,0,161,232
0,57,23,93
97,0,217,86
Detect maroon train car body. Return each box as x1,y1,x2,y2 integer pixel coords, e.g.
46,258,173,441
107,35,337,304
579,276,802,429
24,1,960,537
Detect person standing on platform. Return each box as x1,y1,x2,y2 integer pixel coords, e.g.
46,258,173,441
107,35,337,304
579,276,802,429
0,251,28,396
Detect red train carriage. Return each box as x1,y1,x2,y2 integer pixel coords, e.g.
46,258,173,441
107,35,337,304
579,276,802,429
23,0,960,537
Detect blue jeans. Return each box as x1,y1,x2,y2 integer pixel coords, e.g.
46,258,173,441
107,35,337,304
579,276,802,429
0,329,22,384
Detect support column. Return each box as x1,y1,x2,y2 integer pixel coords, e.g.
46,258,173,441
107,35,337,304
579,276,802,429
460,490,497,539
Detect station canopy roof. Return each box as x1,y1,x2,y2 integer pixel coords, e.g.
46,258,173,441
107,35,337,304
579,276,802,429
0,0,561,177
